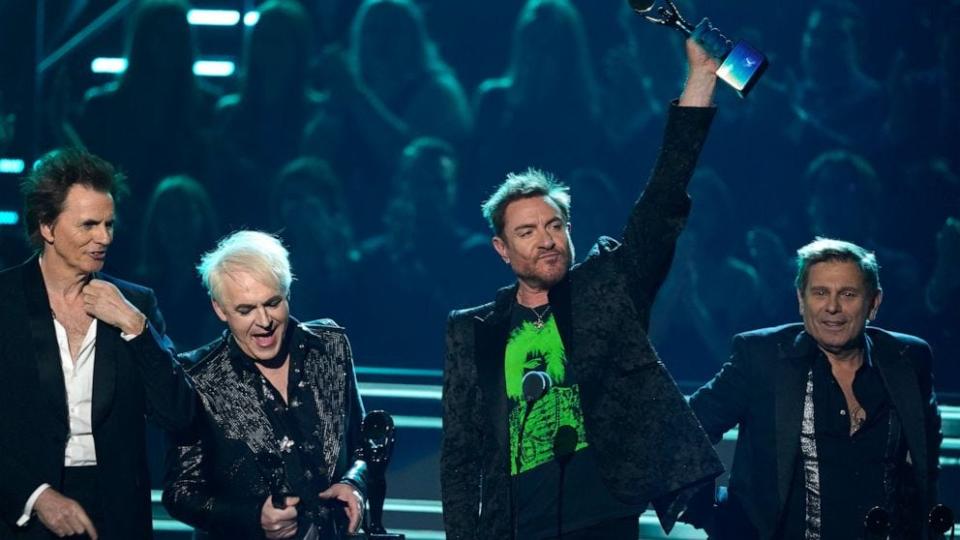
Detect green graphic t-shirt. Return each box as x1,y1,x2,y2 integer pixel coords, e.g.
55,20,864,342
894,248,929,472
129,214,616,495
507,302,641,538
506,306,588,475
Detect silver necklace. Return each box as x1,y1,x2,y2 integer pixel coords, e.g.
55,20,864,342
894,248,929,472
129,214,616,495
528,305,551,330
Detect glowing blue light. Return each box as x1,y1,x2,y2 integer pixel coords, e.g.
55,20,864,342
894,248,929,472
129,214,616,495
193,60,235,77
383,499,443,514
393,415,442,429
942,405,960,420
152,520,193,532
356,366,443,378
390,531,447,540
187,9,240,26
358,382,441,400
91,57,128,73
91,58,235,78
243,11,261,26
0,158,25,174
0,211,19,225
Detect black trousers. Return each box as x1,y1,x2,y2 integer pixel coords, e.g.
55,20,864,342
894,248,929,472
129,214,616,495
18,466,103,540
544,514,640,540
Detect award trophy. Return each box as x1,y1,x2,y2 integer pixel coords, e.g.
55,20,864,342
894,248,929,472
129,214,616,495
628,0,768,97
360,410,404,540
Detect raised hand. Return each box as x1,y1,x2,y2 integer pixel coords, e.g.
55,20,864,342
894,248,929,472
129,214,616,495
679,38,718,107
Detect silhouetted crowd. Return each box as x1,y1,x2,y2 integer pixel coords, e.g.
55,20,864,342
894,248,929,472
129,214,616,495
2,0,957,391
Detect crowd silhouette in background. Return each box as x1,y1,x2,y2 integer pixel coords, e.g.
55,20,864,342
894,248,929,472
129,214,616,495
1,0,957,391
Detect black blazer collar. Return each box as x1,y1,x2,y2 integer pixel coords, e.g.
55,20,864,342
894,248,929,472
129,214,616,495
22,255,70,430
478,273,574,337
476,284,516,327
774,331,812,510
91,316,119,429
473,284,515,455
24,255,123,430
870,330,929,482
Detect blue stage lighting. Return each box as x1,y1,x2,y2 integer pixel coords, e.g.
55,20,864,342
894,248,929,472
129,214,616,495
91,57,236,77
0,158,25,174
193,60,236,77
0,211,20,226
187,9,241,26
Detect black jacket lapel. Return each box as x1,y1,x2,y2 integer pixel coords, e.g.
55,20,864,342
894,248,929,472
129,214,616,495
23,257,69,430
871,333,928,483
475,285,514,454
91,319,119,428
774,333,813,510
547,274,573,354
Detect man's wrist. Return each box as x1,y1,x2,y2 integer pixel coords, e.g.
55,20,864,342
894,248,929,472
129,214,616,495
679,71,717,107
18,484,51,526
121,312,148,338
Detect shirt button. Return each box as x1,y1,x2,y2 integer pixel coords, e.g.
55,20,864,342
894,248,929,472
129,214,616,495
840,410,847,416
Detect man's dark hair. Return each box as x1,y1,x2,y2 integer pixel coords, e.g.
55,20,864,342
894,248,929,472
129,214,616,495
20,147,127,249
795,237,881,296
481,168,571,238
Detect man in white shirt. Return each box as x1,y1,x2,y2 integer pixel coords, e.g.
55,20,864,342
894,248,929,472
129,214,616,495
0,148,195,539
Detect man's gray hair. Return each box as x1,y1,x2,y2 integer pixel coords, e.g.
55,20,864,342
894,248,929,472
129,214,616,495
197,230,293,303
795,237,881,295
481,168,571,237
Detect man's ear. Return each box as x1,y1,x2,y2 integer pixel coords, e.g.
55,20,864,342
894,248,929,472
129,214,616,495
796,288,805,316
868,289,883,321
211,299,228,322
39,221,56,244
492,236,510,264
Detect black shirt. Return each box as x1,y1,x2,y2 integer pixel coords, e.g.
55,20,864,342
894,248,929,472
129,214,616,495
229,324,341,537
780,350,905,540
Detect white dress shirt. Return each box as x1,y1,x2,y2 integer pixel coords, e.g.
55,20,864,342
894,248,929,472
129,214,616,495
18,317,98,526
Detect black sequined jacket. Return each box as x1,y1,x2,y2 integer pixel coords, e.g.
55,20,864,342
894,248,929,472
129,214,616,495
440,104,726,540
162,319,366,539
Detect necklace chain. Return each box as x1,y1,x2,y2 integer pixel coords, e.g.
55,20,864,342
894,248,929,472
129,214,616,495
528,305,551,329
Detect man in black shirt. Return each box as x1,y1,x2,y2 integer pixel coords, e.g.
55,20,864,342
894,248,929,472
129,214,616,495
163,231,366,540
440,37,725,539
687,238,943,539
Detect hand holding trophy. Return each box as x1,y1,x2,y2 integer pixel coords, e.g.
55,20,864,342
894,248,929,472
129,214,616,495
629,0,768,97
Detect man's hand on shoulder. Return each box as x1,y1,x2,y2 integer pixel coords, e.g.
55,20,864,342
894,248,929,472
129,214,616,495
678,39,718,108
34,488,98,539
82,279,147,336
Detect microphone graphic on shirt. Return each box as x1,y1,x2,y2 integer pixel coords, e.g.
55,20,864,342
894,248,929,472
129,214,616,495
522,371,552,402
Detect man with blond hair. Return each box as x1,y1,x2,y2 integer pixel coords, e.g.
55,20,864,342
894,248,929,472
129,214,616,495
163,231,366,540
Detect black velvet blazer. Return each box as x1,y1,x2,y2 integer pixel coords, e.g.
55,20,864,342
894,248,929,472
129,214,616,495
440,104,725,540
0,256,195,540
